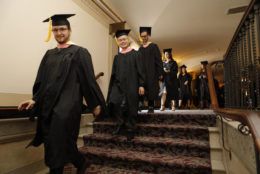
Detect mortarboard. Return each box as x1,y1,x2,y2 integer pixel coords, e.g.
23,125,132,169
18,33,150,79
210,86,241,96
201,61,208,65
115,29,131,38
163,48,172,53
180,65,187,69
140,27,152,36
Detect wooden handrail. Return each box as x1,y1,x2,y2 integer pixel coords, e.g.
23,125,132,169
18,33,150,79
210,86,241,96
206,63,219,109
214,108,260,151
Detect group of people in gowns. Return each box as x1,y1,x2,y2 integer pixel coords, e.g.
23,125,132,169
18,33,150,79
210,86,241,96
17,13,211,174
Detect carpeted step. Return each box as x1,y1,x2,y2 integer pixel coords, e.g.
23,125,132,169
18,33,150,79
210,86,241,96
83,133,210,158
93,122,209,140
137,112,216,126
86,164,153,174
79,146,212,174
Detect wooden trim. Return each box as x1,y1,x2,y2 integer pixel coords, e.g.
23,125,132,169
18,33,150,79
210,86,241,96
206,63,219,109
214,108,260,151
224,0,256,59
91,0,117,22
99,0,123,22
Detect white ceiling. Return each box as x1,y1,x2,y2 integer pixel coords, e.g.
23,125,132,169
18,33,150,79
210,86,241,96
105,0,251,71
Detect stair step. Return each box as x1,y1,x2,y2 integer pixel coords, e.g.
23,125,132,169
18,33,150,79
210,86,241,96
94,122,209,140
84,133,210,158
86,164,153,174
79,146,212,174
137,111,216,126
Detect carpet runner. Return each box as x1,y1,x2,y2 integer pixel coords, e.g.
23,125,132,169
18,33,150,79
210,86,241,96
65,110,216,174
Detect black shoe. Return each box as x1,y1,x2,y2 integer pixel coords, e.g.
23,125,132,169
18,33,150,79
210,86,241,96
112,124,123,135
77,158,91,174
148,107,154,113
126,131,135,141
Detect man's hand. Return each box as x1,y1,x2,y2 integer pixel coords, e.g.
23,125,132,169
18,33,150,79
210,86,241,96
139,87,145,96
184,81,188,85
93,105,101,116
18,99,35,111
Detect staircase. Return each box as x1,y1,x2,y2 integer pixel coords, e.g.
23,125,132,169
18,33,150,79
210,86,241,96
68,110,226,174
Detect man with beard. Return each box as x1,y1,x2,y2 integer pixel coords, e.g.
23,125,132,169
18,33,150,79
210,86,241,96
18,14,106,174
138,27,163,113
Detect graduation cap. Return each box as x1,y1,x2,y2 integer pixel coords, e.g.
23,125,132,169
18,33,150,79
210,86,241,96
140,27,152,36
43,14,75,42
163,48,172,53
200,61,208,65
180,65,187,69
115,29,131,38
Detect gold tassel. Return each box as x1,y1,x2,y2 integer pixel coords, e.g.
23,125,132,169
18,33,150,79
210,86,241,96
114,37,119,46
139,33,143,43
45,18,52,42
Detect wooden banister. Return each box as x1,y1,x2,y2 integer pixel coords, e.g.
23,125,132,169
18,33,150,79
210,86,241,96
214,108,260,151
205,62,219,109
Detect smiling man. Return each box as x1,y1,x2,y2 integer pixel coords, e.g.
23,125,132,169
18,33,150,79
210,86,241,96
107,29,145,141
18,14,106,174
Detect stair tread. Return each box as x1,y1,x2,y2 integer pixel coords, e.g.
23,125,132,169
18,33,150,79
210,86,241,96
94,122,208,130
84,133,209,148
138,110,215,115
86,164,153,174
79,146,211,169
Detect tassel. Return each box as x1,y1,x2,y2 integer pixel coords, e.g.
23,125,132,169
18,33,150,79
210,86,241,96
139,33,143,43
45,18,52,42
114,37,119,46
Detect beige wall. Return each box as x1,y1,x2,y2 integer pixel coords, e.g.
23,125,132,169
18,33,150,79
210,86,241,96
0,0,110,105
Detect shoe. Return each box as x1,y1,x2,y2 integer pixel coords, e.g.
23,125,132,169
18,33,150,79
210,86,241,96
77,158,91,174
126,131,135,141
112,124,123,135
160,105,165,111
148,107,154,113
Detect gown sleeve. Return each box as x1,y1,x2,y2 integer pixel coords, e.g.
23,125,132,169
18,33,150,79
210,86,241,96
135,52,145,87
107,55,117,103
32,51,49,103
76,48,106,111
153,44,163,77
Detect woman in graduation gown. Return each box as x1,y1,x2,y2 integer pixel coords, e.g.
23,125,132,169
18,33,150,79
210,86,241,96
178,65,192,109
197,61,210,109
162,48,179,111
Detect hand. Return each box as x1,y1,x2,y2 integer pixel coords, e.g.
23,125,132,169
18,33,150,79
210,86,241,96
184,81,188,85
18,99,35,111
139,87,145,96
93,105,101,116
203,75,207,78
159,75,163,80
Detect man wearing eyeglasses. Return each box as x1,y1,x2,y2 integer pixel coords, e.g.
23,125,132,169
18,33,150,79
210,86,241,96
18,14,106,174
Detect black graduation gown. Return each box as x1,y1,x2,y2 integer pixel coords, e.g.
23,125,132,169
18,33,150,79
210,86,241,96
107,50,145,127
29,45,106,168
163,60,179,100
179,73,192,101
138,43,163,100
197,71,210,102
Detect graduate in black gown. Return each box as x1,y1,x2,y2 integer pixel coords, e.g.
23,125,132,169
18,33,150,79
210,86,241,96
138,27,163,113
107,29,145,141
197,61,210,109
178,65,192,109
161,48,179,111
18,14,106,174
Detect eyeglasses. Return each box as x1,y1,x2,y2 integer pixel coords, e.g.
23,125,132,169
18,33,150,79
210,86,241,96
52,28,68,33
